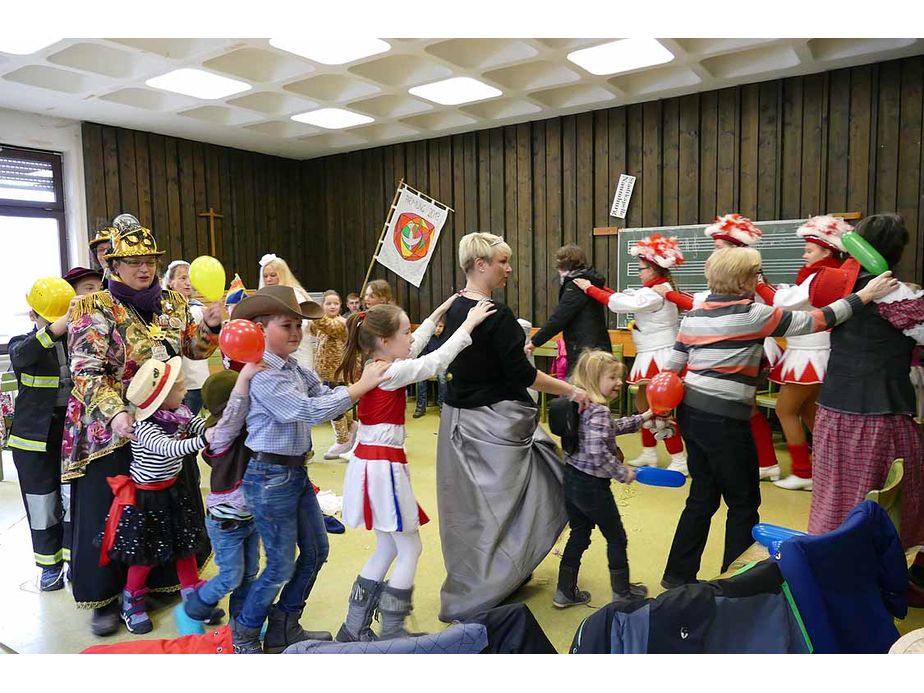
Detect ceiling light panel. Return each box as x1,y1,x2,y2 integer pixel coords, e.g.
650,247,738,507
0,38,63,55
291,107,374,129
146,68,251,100
269,38,391,66
409,77,502,106
567,38,674,76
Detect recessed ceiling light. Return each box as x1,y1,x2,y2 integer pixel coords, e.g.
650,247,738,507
269,38,390,66
146,69,251,100
291,108,374,130
409,77,502,106
0,38,63,55
567,39,674,76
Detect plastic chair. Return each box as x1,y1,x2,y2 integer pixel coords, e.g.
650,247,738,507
865,458,904,536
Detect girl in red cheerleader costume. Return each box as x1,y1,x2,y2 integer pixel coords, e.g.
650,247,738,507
754,216,850,491
574,234,688,475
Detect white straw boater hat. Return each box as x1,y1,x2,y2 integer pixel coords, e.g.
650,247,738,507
704,213,763,247
126,356,183,421
795,215,850,253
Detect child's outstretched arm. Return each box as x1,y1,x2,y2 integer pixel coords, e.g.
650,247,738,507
380,301,496,391
574,277,663,314
134,419,208,458
409,293,459,359
206,361,267,456
612,409,651,436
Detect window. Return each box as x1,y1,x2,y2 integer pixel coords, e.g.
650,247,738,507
0,145,68,353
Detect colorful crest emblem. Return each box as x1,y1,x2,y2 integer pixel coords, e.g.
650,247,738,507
393,212,434,261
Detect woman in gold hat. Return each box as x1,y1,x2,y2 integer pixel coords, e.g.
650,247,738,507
63,214,222,636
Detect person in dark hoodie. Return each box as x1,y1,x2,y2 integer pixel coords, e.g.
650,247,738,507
525,244,612,375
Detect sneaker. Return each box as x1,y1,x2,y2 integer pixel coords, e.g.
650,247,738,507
627,447,659,468
773,474,813,491
666,454,689,477
40,564,65,592
324,441,352,460
759,464,781,482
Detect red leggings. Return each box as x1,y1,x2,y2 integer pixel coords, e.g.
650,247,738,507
125,555,199,594
640,422,685,454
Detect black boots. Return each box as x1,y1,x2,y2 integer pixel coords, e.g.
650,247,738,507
336,575,383,642
553,563,591,608
263,605,332,654
610,568,648,604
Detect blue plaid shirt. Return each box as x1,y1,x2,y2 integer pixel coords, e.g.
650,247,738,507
245,350,353,456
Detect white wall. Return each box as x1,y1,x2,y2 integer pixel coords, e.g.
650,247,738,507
0,107,89,268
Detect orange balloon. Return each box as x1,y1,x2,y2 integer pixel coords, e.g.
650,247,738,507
647,371,684,415
219,319,265,363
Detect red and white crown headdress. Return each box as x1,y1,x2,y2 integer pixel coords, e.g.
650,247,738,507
795,215,850,253
704,213,763,247
629,233,685,269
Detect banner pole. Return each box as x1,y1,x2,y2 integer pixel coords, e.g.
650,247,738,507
362,179,405,294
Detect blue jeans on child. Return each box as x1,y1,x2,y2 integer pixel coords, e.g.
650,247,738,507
197,516,260,619
236,460,329,630
416,373,448,410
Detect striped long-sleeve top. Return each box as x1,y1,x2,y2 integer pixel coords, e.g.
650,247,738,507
665,292,863,420
130,416,208,484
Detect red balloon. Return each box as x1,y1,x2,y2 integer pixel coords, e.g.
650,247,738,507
219,319,265,364
647,371,684,415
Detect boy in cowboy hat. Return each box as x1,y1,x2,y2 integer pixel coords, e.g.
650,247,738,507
227,285,391,654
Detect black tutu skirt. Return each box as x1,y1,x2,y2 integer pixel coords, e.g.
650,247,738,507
103,478,207,566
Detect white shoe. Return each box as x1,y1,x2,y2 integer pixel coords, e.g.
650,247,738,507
759,464,781,482
773,474,813,491
666,453,689,477
324,441,352,460
627,447,659,468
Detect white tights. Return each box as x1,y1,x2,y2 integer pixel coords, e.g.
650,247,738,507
359,529,422,590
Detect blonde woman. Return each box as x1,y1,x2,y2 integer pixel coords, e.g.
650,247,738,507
436,231,591,622
259,254,315,372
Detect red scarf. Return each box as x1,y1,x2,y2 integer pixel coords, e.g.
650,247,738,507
795,256,842,286
643,276,671,289
99,475,176,566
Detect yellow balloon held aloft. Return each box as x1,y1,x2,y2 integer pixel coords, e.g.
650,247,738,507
189,256,226,302
27,277,76,323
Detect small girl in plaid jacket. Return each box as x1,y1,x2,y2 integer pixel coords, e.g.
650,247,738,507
554,349,654,610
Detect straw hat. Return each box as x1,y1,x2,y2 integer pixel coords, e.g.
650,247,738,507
125,356,183,421
232,285,322,321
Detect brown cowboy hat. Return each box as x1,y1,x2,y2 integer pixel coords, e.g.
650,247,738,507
232,285,322,321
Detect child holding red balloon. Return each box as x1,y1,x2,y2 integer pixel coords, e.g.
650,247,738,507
574,233,688,475
333,295,495,642
553,349,655,609
659,247,898,590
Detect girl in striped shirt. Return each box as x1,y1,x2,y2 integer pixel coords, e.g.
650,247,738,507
100,356,216,634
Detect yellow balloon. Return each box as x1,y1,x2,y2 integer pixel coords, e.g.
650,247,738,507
189,256,226,302
27,277,76,323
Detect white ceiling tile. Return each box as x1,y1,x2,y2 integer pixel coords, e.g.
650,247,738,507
701,44,801,79
349,54,452,87
244,120,322,138
298,131,368,149
609,66,702,96
107,38,228,60
400,111,477,132
485,60,580,91
47,42,142,79
98,87,196,111
354,122,421,141
529,83,617,109
460,98,541,120
178,105,256,126
808,37,917,62
425,38,538,70
227,91,318,115
2,65,102,94
283,73,380,102
204,47,312,84
673,38,776,56
534,38,603,51
347,94,432,119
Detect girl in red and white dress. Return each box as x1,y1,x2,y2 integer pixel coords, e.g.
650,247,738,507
333,295,495,642
574,234,688,475
653,213,783,480
754,216,849,491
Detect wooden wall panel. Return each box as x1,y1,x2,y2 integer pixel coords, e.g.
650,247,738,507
83,56,924,326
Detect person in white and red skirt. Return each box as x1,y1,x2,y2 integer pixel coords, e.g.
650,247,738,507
574,234,688,475
755,216,851,491
654,214,783,481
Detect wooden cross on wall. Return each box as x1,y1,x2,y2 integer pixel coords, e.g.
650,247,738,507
198,207,224,256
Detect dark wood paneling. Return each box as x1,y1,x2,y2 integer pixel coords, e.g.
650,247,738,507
83,56,924,324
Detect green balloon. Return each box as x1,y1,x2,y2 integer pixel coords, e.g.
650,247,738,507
842,231,888,275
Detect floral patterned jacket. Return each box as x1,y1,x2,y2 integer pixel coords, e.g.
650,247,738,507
62,289,218,480
311,315,348,383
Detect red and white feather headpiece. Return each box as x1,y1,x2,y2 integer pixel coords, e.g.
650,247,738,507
704,213,763,247
795,215,850,253
630,233,685,269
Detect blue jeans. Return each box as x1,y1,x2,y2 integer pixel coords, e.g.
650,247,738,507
416,373,448,410
184,389,203,416
237,461,329,629
198,517,261,619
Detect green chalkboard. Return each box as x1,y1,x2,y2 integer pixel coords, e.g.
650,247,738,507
614,218,808,328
